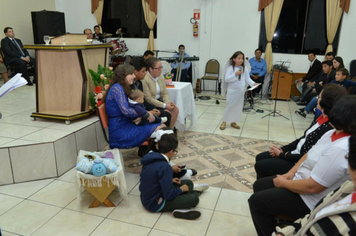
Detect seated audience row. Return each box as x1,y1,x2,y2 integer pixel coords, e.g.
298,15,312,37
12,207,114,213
276,134,356,235
250,94,356,236
255,83,346,179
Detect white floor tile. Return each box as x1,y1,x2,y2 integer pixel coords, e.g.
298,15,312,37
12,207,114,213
0,194,23,215
31,209,104,236
215,189,252,217
0,179,54,198
91,219,151,236
206,211,256,236
29,180,77,207
0,200,61,235
197,186,221,210
108,195,161,228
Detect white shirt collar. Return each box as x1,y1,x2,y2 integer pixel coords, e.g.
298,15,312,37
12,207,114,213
148,72,159,82
161,154,170,163
310,58,316,67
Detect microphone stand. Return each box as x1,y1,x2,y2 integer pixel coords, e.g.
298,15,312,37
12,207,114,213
262,61,289,120
175,50,185,82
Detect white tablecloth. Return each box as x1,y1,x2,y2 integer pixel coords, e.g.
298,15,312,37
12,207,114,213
167,82,197,131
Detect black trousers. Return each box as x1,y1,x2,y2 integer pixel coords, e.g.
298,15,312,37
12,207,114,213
144,101,172,127
9,58,35,82
248,176,310,236
137,114,162,125
255,151,295,179
160,180,200,212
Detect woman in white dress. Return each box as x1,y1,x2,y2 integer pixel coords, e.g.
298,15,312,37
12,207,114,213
220,51,258,130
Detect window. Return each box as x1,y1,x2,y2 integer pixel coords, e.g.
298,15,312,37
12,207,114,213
258,0,342,55
101,0,157,38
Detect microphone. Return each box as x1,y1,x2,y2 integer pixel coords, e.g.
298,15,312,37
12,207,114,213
238,66,243,81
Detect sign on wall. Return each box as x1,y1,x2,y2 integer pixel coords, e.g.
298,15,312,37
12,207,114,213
193,9,200,20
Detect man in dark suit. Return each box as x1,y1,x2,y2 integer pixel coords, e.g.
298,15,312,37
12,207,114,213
295,52,322,95
1,27,35,85
93,25,104,43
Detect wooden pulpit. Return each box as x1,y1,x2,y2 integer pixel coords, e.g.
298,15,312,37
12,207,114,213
24,36,111,124
271,68,293,101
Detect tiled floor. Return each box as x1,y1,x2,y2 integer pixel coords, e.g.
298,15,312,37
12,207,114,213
0,83,312,235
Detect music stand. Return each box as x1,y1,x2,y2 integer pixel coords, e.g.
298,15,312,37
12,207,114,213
262,61,290,120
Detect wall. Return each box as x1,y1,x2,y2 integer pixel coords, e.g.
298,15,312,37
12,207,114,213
8,0,353,82
55,0,97,33
0,0,56,50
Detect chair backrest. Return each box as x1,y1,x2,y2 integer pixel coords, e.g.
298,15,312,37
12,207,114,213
350,60,356,80
205,59,220,75
97,103,109,143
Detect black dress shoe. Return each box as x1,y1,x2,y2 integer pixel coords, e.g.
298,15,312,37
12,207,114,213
26,81,33,86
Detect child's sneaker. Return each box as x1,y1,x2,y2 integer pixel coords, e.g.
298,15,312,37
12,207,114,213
172,209,201,220
187,169,197,176
193,183,209,192
295,110,306,119
161,117,168,123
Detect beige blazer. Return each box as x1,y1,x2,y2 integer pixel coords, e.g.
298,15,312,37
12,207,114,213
142,73,171,108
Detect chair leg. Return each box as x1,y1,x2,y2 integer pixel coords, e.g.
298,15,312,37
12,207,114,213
215,80,218,95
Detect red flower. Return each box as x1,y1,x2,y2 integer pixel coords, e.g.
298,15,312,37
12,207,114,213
94,86,102,93
97,100,103,106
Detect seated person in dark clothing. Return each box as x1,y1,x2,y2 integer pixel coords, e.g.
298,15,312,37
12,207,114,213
295,52,322,95
296,67,352,119
297,60,335,105
171,44,191,82
93,25,104,43
128,89,167,125
143,50,154,61
139,130,205,220
324,51,334,61
130,56,172,127
1,27,35,85
255,83,347,179
331,68,356,89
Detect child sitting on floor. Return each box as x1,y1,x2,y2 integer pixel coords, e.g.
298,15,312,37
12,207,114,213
150,129,201,181
140,129,208,220
129,89,167,125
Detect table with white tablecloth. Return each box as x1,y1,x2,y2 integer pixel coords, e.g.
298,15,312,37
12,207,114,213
166,82,197,131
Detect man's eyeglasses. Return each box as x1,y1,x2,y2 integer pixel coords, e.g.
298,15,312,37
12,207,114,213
154,66,163,70
173,150,178,155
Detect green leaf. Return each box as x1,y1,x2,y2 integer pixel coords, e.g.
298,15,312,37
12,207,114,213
88,92,96,111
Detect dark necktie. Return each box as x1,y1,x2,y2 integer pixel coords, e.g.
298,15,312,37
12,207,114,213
12,39,25,57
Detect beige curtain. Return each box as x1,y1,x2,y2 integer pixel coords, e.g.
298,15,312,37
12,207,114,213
340,0,351,13
325,0,343,55
258,0,273,11
264,0,284,73
142,0,157,50
92,0,104,33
